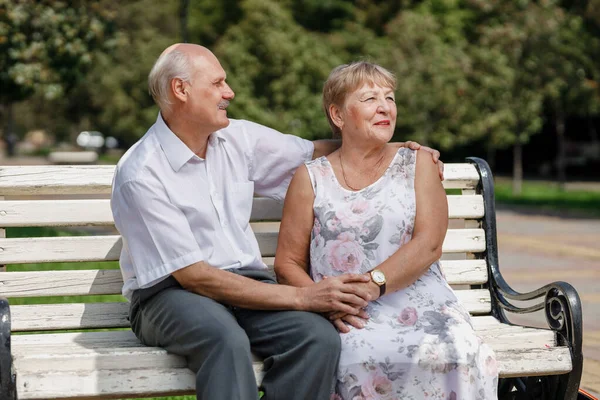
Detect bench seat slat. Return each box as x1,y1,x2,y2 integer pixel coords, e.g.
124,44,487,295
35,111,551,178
0,195,484,227
13,346,571,399
0,229,485,264
8,289,491,331
0,164,481,196
11,324,556,358
0,260,487,297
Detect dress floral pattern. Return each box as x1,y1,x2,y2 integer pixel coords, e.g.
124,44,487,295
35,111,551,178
305,148,498,400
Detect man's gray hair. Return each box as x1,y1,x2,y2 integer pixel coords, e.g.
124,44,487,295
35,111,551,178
148,49,193,112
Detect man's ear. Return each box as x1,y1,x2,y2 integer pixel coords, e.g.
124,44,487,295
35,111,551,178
329,104,344,131
171,78,187,103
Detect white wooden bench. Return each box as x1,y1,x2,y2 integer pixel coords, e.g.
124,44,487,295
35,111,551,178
47,151,99,165
0,158,583,399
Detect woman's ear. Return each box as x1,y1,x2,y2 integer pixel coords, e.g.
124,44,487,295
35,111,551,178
329,104,344,131
171,78,188,103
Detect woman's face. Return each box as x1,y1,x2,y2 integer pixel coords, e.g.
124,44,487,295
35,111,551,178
338,82,397,144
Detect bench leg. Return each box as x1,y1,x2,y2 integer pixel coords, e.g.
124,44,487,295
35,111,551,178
0,298,16,400
498,374,580,400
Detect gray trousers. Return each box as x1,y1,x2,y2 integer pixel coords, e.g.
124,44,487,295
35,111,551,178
129,269,341,400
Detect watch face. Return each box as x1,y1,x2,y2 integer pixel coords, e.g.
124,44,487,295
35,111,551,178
372,270,386,284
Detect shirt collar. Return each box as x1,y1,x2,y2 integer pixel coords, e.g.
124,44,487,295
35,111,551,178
153,113,229,172
153,113,196,172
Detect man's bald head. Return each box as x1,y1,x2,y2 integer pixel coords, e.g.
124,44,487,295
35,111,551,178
148,43,218,113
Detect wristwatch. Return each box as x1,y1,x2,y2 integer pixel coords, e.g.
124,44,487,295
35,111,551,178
369,269,387,297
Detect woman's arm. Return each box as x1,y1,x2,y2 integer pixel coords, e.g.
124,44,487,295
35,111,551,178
275,165,372,331
274,165,317,287
362,148,449,300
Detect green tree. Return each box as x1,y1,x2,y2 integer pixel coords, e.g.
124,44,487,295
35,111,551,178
81,0,179,147
472,0,599,192
214,0,343,139
382,9,474,149
0,0,117,152
536,10,600,188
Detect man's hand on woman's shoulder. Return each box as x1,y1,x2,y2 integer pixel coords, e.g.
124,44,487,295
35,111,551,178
392,141,444,180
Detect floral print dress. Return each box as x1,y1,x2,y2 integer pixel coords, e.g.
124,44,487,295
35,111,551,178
305,148,498,400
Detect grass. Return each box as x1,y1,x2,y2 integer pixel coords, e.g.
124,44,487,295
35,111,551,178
494,179,600,217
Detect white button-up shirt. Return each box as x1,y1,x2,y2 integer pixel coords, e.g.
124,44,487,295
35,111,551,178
111,114,314,300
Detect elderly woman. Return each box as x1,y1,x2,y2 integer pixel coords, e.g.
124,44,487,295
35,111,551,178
275,62,498,399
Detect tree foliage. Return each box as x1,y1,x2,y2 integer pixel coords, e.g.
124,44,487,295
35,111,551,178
3,0,599,181
0,0,117,104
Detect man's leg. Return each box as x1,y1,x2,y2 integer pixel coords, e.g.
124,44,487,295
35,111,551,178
130,280,259,400
236,308,341,400
232,283,340,400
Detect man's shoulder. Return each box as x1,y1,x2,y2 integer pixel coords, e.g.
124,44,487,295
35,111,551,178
219,119,284,139
114,129,161,186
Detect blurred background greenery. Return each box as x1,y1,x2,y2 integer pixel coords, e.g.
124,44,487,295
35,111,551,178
1,0,600,195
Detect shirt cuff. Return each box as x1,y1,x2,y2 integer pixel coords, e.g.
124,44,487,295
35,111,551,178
136,250,205,289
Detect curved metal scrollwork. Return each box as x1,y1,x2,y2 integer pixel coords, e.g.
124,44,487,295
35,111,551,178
546,288,567,331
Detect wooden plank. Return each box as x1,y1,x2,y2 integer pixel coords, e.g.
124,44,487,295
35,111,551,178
0,270,124,297
9,289,490,331
0,164,480,197
0,199,114,227
16,368,197,399
0,260,487,298
11,323,554,359
0,194,483,228
248,195,484,222
12,346,570,399
11,303,130,331
442,164,480,189
0,166,116,196
264,259,488,286
11,331,557,374
456,289,491,314
0,228,484,264
0,235,124,264
497,347,572,378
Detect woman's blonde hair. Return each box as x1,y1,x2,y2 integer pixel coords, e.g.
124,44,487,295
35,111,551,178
322,61,396,137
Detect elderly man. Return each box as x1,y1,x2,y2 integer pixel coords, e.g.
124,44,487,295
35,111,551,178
111,43,442,400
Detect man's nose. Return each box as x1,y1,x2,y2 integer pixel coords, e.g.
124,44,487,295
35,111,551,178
223,83,235,100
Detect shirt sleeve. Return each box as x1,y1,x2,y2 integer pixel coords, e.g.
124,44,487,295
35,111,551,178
112,178,205,288
242,120,314,202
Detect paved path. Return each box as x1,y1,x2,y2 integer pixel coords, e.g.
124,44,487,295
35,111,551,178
495,208,600,397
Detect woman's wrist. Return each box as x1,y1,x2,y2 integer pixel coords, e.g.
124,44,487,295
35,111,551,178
364,272,381,300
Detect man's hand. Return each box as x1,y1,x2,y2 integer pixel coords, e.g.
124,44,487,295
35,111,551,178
297,274,371,314
394,141,444,180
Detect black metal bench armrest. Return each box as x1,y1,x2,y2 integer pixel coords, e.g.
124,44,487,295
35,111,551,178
0,297,15,399
466,157,583,400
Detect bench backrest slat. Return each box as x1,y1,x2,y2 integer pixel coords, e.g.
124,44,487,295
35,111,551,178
0,164,481,195
0,195,484,226
0,259,488,298
0,228,484,264
7,289,493,331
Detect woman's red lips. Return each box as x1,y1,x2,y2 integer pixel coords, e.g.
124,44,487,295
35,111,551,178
375,120,390,125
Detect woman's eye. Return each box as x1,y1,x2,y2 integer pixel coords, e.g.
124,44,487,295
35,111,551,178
387,97,395,102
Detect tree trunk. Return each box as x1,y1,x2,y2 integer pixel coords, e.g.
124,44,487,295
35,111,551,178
512,141,523,195
180,0,190,43
486,141,496,171
2,102,16,157
555,111,567,191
